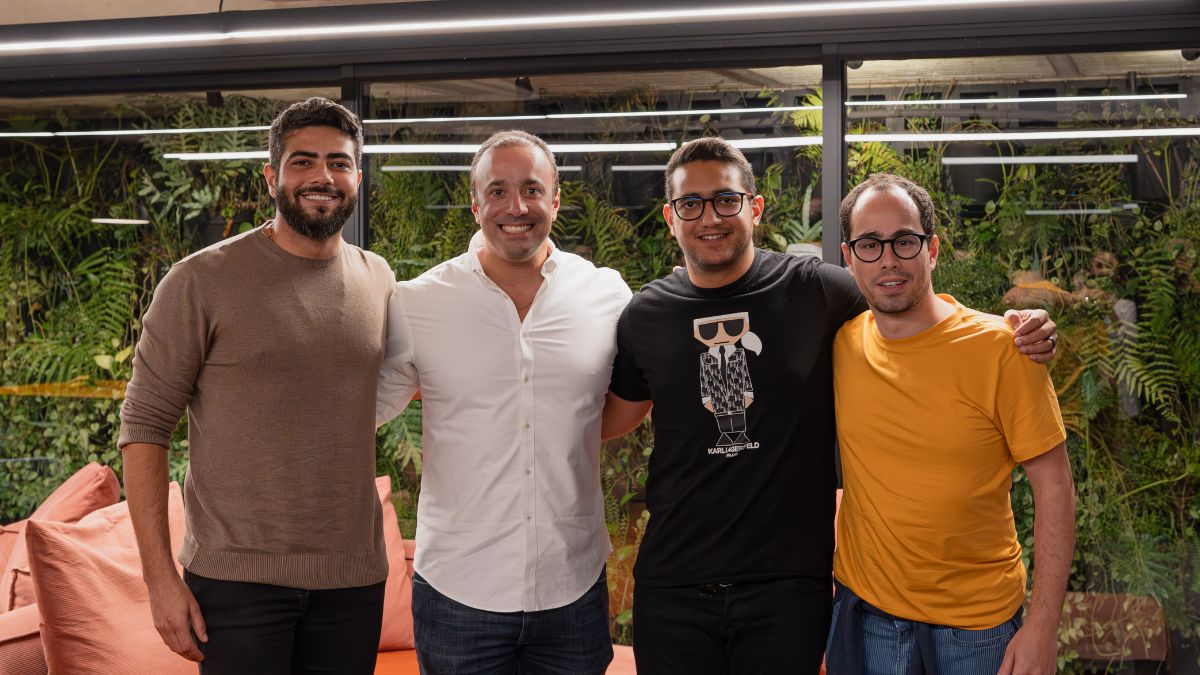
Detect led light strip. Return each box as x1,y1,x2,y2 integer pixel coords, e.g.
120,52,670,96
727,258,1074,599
365,106,819,125
3,92,1185,140
941,154,1138,165
156,127,1200,160
730,136,823,149
59,125,270,137
847,93,1186,106
850,127,1200,142
382,165,584,172
0,0,1101,55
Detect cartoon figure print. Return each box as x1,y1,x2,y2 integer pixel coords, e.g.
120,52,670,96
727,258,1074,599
693,312,763,453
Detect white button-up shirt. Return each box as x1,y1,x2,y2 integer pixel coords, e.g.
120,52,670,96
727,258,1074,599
376,237,631,612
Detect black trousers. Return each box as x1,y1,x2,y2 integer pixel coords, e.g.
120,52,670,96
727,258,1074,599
184,570,386,675
632,577,832,675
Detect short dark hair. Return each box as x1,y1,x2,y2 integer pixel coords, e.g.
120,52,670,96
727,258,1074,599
664,136,755,201
839,173,936,241
268,97,364,172
469,130,559,198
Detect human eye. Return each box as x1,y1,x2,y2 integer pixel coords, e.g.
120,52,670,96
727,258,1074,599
895,235,919,251
716,193,740,206
858,239,881,252
679,197,701,210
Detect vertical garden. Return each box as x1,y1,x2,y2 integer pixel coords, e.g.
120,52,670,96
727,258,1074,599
1,87,1197,666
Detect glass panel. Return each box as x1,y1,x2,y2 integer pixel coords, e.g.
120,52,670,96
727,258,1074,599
366,65,823,284
0,86,335,514
846,49,1200,652
365,63,821,640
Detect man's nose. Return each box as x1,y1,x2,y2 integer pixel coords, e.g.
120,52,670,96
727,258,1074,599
504,193,530,215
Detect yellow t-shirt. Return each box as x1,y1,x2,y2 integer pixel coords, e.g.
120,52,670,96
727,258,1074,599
832,294,1066,629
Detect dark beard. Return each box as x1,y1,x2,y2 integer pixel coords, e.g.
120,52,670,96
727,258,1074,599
274,184,358,241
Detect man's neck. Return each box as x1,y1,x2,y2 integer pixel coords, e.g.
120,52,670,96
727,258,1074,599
872,292,956,340
266,216,343,259
477,242,551,287
686,249,756,289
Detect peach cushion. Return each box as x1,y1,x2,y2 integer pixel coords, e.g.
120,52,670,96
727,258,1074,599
0,603,46,675
26,483,193,675
372,645,637,674
0,520,26,569
376,476,414,651
1,463,121,613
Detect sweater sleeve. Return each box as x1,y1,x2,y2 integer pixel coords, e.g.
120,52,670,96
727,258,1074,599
118,263,210,450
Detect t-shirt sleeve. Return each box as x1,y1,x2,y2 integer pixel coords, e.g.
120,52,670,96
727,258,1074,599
118,263,208,450
609,303,651,402
817,260,869,326
376,283,420,427
994,347,1067,463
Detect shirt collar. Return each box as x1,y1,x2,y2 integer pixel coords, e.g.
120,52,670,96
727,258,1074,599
707,344,736,358
467,230,560,278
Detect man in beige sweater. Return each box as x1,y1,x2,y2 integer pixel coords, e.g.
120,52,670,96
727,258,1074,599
120,97,396,674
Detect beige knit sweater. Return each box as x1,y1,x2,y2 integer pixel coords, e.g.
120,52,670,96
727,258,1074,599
119,226,395,590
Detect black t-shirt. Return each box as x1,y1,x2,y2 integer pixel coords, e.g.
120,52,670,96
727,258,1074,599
610,249,867,588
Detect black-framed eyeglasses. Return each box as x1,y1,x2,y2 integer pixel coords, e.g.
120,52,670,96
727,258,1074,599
669,192,752,221
846,233,931,263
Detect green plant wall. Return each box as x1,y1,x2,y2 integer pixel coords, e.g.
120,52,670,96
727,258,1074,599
2,92,1196,665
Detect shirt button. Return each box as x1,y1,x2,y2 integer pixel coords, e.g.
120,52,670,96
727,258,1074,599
524,422,531,429
523,376,530,383
526,515,532,521
525,468,531,475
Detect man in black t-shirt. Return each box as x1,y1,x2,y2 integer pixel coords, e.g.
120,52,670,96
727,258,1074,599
601,137,1059,674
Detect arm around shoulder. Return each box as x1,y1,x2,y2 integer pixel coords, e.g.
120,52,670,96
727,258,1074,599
602,391,652,441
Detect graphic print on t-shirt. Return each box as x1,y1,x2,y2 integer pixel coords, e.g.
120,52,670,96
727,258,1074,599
693,312,763,458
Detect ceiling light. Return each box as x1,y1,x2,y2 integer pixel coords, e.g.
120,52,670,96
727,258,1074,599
365,106,821,125
0,0,1108,56
90,218,150,225
59,126,269,137
611,165,669,171
1025,208,1114,215
381,165,583,172
549,142,676,153
0,132,54,138
545,106,821,120
850,127,1200,142
366,115,547,124
847,93,1186,106
729,136,823,149
163,151,267,160
941,154,1138,165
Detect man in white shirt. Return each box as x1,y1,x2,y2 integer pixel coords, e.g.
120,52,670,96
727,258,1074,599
376,130,631,674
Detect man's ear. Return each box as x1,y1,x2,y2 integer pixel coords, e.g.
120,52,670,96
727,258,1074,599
750,194,765,225
663,202,676,238
263,163,277,198
841,242,857,280
928,233,940,271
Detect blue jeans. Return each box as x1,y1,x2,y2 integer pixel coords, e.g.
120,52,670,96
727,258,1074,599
411,569,613,675
827,590,1023,675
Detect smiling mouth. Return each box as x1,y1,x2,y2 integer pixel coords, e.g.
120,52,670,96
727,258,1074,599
698,232,728,241
877,279,908,289
500,224,534,234
300,192,341,204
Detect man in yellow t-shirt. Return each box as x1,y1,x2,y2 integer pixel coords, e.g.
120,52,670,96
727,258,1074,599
826,173,1076,675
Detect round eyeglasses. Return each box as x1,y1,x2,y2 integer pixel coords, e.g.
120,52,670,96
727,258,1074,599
669,192,752,221
846,233,931,263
